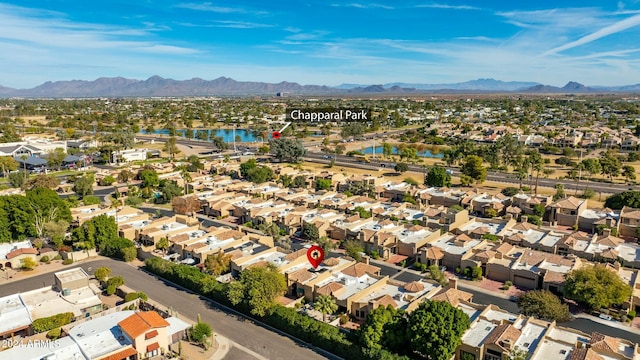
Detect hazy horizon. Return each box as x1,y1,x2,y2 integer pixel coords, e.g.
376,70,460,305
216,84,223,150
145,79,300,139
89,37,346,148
2,1,640,88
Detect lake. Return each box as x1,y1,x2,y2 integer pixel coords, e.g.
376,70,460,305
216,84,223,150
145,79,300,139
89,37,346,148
359,145,443,158
139,128,260,143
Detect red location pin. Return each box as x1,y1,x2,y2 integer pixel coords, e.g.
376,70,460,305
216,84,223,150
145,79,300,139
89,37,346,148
271,131,281,139
306,245,325,269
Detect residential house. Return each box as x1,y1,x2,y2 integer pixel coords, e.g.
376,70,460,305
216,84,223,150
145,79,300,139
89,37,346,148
549,196,588,227
619,206,640,239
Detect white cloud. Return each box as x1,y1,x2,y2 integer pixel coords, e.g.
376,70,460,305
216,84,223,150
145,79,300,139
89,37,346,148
414,4,480,10
543,13,640,55
330,3,394,10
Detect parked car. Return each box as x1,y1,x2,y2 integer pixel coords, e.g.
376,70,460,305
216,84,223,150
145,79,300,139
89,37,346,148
598,314,613,321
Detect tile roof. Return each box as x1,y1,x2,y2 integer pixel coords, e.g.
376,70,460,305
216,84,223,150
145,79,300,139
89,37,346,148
288,268,314,283
341,263,380,277
431,287,473,307
373,294,397,308
316,282,344,296
98,347,137,360
590,332,620,353
424,247,444,260
551,196,583,209
569,348,605,360
5,247,38,259
484,323,522,349
118,311,169,339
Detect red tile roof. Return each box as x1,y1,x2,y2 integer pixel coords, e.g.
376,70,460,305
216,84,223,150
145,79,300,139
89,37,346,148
118,311,169,339
146,342,160,352
97,346,137,360
6,248,38,259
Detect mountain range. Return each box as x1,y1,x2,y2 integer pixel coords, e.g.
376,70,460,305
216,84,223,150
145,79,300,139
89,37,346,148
1,76,639,97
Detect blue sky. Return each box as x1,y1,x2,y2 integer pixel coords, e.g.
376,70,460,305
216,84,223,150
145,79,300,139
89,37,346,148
2,1,640,88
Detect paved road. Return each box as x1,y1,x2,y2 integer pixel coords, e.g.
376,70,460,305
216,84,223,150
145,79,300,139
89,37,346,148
0,259,331,360
303,152,639,195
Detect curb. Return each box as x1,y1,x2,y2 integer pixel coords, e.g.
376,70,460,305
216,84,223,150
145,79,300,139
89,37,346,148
138,267,342,360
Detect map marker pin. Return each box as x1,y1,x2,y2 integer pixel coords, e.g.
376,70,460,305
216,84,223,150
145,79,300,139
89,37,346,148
306,245,325,269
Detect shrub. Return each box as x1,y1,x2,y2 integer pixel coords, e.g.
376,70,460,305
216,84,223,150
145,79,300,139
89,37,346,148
502,281,512,290
32,312,74,333
339,313,349,325
501,187,519,196
581,189,596,199
106,285,117,295
53,254,62,261
124,291,148,302
39,255,50,263
628,310,637,319
46,328,61,340
62,258,73,265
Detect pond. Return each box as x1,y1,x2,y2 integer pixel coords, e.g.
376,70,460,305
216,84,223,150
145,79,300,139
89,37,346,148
359,146,443,158
139,128,261,142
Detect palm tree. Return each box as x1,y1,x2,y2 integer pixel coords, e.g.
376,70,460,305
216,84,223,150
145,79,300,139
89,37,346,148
179,166,192,194
314,295,338,322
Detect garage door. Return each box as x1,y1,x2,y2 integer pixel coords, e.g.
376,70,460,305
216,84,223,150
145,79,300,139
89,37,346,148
513,275,537,289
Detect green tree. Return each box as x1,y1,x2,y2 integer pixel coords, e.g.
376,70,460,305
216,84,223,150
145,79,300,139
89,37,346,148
508,346,530,360
99,175,116,186
107,275,125,289
461,155,487,184
382,142,393,158
581,158,602,191
204,251,232,275
186,155,204,172
605,191,640,209
227,264,286,317
139,168,159,188
163,136,180,160
73,174,95,198
117,169,134,183
424,166,452,187
155,237,170,254
600,154,621,182
269,138,307,162
27,187,72,238
517,290,572,322
407,300,470,360
359,305,408,355
353,206,372,219
94,266,111,282
240,158,257,178
316,236,336,252
246,166,274,183
344,239,364,261
314,295,338,322
46,148,67,171
315,178,332,191
121,246,137,262
211,136,228,150
394,163,409,174
158,180,182,203
0,156,18,176
302,222,320,241
293,175,306,188
622,165,637,183
190,321,213,348
564,264,633,310
553,184,565,201
8,171,25,188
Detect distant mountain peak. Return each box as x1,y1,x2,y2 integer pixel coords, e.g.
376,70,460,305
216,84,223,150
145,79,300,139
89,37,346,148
0,76,638,97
